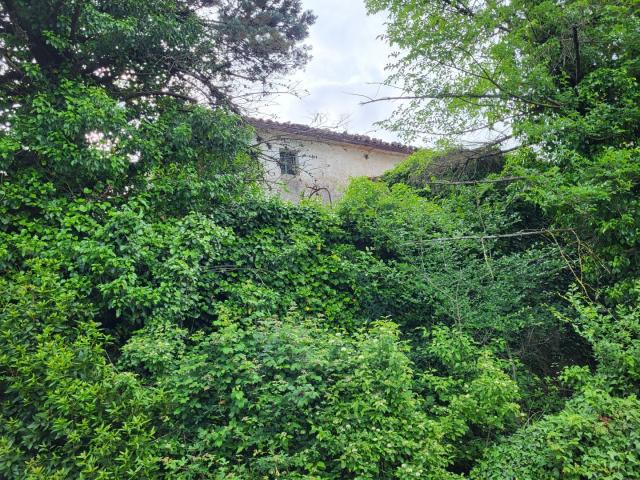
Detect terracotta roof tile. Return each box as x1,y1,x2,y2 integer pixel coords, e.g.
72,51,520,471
247,117,417,155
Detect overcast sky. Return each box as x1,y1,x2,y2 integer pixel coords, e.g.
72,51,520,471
260,0,403,144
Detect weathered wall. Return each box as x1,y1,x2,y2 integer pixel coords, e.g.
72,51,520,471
255,127,408,204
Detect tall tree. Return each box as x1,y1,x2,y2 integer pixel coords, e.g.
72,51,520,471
365,0,639,149
0,0,315,194
0,0,315,108
366,0,640,292
362,3,640,476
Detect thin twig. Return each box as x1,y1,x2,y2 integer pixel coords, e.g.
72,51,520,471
408,228,572,244
422,175,525,186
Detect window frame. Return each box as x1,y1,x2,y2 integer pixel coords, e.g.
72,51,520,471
278,148,299,176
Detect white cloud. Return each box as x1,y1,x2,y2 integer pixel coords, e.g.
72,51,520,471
259,0,407,144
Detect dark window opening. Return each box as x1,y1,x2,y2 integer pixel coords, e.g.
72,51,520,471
279,149,299,175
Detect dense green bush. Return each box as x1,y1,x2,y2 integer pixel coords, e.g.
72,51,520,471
472,389,640,479
0,264,161,479
0,171,527,477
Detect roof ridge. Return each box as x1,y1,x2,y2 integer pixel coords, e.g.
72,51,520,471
246,117,417,155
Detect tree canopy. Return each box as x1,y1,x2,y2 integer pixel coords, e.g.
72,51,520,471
365,0,640,148
1,0,315,107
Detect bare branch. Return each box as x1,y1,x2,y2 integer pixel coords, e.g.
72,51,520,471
70,0,85,43
122,90,199,103
357,93,509,105
421,175,525,186
408,229,573,244
441,0,511,33
572,25,582,85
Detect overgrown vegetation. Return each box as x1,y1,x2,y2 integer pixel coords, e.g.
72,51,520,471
1,0,639,478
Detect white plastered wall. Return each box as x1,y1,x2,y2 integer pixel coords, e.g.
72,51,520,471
255,127,408,204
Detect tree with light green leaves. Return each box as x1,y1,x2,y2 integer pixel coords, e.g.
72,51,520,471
366,0,639,148
365,1,640,478
364,0,640,301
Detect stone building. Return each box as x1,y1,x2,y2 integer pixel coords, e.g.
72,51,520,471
249,118,415,204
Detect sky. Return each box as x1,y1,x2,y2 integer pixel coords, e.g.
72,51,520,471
259,0,403,144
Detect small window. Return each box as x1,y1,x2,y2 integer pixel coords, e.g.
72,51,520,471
278,149,299,176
